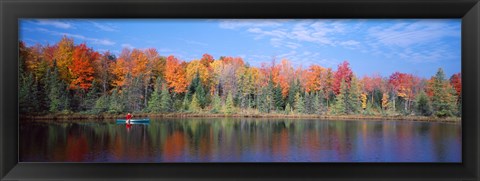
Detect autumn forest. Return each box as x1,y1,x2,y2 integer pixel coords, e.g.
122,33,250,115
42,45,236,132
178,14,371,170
19,36,462,119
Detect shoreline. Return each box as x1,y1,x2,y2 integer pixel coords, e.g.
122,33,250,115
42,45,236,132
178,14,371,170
20,113,461,123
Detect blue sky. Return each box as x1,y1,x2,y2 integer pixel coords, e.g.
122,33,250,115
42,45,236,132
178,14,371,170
19,19,461,78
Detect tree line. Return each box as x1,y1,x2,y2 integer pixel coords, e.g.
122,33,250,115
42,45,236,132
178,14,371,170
19,36,462,117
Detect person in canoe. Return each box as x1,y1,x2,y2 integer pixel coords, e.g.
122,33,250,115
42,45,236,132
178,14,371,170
126,113,132,124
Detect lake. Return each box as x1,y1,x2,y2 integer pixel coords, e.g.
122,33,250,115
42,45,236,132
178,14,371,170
19,118,461,162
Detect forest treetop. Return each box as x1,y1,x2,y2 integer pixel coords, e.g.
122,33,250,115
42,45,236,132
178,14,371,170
19,36,461,117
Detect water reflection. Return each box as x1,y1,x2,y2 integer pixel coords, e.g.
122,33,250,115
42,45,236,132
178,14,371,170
19,118,461,162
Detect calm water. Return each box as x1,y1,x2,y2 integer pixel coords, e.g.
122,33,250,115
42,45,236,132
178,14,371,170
19,118,461,162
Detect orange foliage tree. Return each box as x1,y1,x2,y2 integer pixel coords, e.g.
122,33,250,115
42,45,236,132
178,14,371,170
304,65,325,93
69,43,99,90
165,55,188,94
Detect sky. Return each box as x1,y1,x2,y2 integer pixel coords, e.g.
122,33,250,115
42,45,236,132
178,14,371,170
19,19,461,78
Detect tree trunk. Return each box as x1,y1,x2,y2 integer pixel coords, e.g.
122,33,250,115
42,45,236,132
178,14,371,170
144,83,148,108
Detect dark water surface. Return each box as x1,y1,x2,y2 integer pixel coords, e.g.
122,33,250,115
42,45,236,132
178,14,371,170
19,118,461,162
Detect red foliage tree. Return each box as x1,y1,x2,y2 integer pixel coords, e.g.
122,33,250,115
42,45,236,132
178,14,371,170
450,73,461,96
333,61,353,95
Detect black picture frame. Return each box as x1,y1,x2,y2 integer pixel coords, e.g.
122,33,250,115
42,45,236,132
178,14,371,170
1,0,479,180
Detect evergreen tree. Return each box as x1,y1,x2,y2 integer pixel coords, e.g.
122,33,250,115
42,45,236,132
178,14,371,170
347,76,361,114
286,79,299,107
266,77,275,111
47,63,64,113
431,68,457,117
211,92,222,113
93,94,109,113
195,82,207,109
304,92,312,114
83,80,100,111
294,92,305,114
257,88,269,113
187,72,201,100
415,90,432,116
285,102,292,115
127,76,145,112
273,84,284,111
182,94,190,112
19,73,35,113
446,84,458,116
31,77,41,112
313,92,323,115
189,93,201,112
160,85,172,112
147,78,162,113
108,88,125,113
225,92,235,114
333,79,347,115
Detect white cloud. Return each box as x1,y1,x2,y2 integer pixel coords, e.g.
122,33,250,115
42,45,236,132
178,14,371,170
89,21,118,32
277,51,297,59
121,43,134,49
35,28,115,46
284,42,302,49
184,40,208,46
239,20,359,49
339,40,360,46
157,48,172,53
36,19,73,29
367,20,460,47
247,28,287,39
359,20,461,63
396,44,458,64
269,38,301,49
219,19,286,29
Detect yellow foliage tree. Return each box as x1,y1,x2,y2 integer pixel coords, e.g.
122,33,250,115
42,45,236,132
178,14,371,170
382,93,389,110
361,93,367,110
53,36,75,82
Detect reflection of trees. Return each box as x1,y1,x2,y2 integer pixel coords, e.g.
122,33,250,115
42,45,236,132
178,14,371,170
20,118,462,162
163,131,186,161
65,132,88,161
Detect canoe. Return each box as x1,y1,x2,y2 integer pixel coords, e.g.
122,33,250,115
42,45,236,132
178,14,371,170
116,118,150,122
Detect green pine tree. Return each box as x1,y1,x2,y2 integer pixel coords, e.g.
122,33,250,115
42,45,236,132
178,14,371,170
267,76,275,111
225,92,235,114
333,79,347,115
285,102,292,115
313,92,323,115
189,92,201,112
347,77,361,114
19,73,35,113
147,78,162,113
415,90,432,116
286,79,298,107
47,64,63,113
108,88,125,113
273,84,284,111
294,92,305,114
211,92,222,113
195,82,207,109
93,94,109,113
431,68,457,117
182,95,190,112
187,72,201,100
83,80,100,112
160,85,172,112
